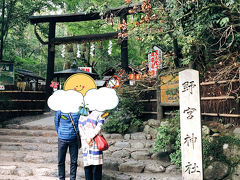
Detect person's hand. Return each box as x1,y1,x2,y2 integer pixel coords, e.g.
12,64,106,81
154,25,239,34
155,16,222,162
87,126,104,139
86,138,93,146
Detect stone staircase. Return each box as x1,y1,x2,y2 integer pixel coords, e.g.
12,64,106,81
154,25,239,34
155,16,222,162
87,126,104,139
0,123,182,180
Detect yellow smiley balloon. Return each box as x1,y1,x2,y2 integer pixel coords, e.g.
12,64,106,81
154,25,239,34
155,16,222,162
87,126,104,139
64,73,97,96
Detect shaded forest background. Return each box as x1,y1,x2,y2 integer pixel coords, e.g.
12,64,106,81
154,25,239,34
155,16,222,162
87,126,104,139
0,0,239,83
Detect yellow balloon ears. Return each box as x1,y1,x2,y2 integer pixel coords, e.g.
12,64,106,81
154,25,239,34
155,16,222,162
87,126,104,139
101,112,109,118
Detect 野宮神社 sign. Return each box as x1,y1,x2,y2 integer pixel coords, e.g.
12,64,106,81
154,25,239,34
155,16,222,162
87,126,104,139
148,46,163,76
0,62,14,85
179,69,203,180
78,67,92,73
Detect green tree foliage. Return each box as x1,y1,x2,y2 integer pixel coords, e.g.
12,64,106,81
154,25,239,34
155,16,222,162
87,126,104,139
154,111,240,169
0,0,152,78
0,0,63,58
102,88,143,134
153,111,181,167
129,0,240,79
1,0,239,80
203,135,240,168
0,0,65,79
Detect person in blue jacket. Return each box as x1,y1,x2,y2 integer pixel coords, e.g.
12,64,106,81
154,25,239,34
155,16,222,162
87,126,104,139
54,111,80,180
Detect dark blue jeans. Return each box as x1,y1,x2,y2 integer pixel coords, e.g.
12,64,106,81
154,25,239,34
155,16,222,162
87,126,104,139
84,165,102,180
58,138,78,180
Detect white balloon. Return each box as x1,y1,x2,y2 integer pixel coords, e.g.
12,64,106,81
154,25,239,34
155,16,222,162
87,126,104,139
47,90,84,113
84,87,119,111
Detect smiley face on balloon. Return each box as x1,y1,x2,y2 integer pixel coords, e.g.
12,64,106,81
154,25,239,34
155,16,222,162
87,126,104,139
64,73,97,96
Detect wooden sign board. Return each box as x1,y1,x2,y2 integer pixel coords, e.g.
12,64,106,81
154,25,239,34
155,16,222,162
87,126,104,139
160,74,179,103
0,62,14,85
179,69,203,180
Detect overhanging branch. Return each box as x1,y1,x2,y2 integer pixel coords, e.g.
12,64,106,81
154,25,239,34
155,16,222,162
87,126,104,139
34,24,48,45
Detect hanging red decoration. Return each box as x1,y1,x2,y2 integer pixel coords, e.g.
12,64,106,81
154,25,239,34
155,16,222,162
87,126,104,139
129,74,135,80
135,74,141,80
125,0,132,4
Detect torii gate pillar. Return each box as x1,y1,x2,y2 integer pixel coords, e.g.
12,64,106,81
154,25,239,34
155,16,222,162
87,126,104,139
45,22,56,104
120,13,129,74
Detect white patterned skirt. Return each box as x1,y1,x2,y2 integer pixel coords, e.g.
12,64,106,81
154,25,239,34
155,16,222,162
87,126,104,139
82,140,103,167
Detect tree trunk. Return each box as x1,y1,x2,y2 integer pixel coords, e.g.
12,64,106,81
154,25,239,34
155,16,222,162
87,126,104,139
169,33,181,68
0,0,6,61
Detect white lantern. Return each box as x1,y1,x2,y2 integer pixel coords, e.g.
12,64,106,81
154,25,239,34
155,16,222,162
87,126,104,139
90,43,95,57
77,44,81,58
108,40,112,55
61,45,65,57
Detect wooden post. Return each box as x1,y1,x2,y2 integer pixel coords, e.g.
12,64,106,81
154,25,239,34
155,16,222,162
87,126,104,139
157,69,163,120
120,13,129,74
45,22,56,104
36,79,39,91
57,77,60,89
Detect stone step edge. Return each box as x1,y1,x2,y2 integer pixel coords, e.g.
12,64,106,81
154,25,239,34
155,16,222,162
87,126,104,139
0,142,154,161
0,158,85,169
0,129,57,137
0,149,82,156
0,167,126,180
0,135,58,144
0,141,58,147
102,168,182,180
0,161,57,168
0,162,181,180
0,133,151,141
0,137,154,151
5,124,56,130
1,130,151,142
0,151,179,177
0,154,85,168
0,128,152,140
0,128,123,139
0,162,85,179
0,138,150,151
0,148,155,166
0,158,123,177
0,175,59,180
0,169,181,180
0,128,56,133
0,149,172,174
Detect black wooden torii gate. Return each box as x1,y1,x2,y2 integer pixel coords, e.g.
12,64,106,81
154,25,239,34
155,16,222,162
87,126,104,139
29,3,142,101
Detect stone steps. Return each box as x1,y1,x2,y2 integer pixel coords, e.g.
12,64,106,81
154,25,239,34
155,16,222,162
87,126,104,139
0,128,56,137
0,162,58,177
0,161,86,180
0,135,57,144
0,141,58,152
102,168,182,180
5,124,56,131
0,175,58,180
0,120,182,179
0,149,66,165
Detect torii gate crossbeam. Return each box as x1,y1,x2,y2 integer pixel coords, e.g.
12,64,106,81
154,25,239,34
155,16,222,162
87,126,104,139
29,3,142,103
